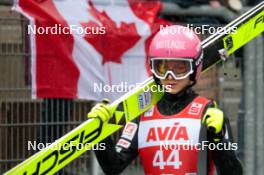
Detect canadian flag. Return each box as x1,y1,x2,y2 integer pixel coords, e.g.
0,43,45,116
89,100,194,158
13,0,169,101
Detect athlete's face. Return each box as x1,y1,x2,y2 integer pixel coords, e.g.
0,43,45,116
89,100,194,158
160,74,192,94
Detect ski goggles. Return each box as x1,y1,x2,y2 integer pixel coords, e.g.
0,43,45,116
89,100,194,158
150,58,194,80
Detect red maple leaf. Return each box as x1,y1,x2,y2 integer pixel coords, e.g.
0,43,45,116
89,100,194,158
81,1,141,64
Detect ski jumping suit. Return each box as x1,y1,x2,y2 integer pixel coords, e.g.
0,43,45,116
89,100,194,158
95,88,243,175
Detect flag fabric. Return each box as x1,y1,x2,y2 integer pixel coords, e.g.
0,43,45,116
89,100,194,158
14,0,169,101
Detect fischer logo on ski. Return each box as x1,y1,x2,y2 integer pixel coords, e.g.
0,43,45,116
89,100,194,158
254,14,264,28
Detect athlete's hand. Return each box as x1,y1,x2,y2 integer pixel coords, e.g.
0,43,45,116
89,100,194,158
202,107,224,142
87,99,112,122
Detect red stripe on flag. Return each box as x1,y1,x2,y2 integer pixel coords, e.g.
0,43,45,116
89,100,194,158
19,0,79,98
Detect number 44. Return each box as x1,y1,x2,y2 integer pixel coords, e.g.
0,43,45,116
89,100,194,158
153,150,182,169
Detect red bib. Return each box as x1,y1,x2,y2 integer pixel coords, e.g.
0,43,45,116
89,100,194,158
138,96,214,175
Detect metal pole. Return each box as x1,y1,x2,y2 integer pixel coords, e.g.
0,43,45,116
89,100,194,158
243,38,257,175
255,35,264,175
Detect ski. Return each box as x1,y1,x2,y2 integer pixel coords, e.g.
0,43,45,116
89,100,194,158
4,1,264,174
4,77,163,175
202,1,264,72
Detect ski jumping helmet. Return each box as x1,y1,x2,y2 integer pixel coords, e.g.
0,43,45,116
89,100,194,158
149,25,203,83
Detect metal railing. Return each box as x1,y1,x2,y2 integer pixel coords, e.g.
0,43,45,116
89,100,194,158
162,3,237,22
243,34,264,175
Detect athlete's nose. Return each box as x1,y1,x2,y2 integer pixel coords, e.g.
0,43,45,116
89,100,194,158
166,73,174,80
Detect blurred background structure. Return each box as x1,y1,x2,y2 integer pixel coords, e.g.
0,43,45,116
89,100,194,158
0,0,263,175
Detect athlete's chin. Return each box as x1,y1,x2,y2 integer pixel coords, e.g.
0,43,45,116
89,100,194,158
166,87,182,94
